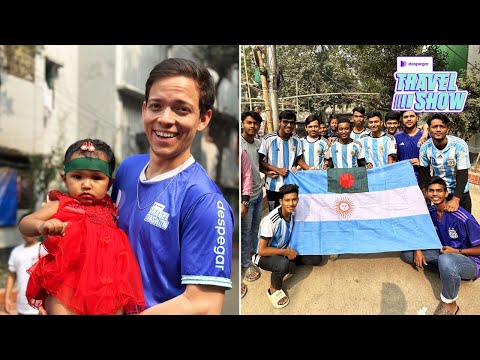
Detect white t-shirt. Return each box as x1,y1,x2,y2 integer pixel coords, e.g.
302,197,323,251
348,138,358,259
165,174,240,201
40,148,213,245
8,242,41,315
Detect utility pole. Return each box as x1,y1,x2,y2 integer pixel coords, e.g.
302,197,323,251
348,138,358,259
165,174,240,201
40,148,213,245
253,46,273,133
241,46,253,110
266,45,279,131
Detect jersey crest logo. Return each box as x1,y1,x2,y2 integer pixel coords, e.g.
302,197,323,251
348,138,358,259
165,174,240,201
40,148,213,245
448,227,458,239
144,202,170,230
446,159,456,167
379,145,385,153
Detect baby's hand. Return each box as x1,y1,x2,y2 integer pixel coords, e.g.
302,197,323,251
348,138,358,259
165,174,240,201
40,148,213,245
39,219,68,236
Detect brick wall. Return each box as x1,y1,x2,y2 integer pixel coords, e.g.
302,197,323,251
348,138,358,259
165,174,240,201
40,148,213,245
469,171,480,186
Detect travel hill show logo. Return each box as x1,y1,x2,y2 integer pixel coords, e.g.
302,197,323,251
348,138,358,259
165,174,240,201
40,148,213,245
392,56,468,112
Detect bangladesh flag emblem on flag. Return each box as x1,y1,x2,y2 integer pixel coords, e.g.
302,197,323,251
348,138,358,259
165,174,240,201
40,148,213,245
327,167,369,193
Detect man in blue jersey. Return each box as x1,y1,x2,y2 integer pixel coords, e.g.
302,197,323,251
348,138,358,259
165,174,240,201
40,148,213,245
419,113,472,213
251,184,324,309
394,110,429,183
111,58,234,315
400,176,480,315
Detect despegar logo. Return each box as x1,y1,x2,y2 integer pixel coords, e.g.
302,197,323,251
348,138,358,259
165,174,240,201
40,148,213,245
214,200,227,271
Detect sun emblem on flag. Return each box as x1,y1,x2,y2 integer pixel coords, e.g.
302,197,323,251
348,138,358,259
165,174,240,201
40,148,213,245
334,197,355,219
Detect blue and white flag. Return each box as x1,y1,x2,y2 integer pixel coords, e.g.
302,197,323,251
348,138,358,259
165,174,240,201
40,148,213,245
286,160,441,255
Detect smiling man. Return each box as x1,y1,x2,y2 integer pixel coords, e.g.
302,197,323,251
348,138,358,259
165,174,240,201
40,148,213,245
251,184,324,309
419,113,472,213
111,58,234,315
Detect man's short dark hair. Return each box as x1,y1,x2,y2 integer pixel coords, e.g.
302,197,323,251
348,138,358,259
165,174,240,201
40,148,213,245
279,184,299,198
366,110,382,120
305,114,320,127
428,176,447,191
352,106,366,115
278,110,296,122
427,113,450,127
385,111,401,122
241,110,263,123
338,117,352,129
145,58,215,116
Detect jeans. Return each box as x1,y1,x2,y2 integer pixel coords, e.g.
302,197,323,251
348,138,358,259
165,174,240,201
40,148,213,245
256,254,325,290
241,192,263,268
401,250,477,301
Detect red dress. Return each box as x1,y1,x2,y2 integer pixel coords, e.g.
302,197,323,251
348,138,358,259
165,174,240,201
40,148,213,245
26,190,146,315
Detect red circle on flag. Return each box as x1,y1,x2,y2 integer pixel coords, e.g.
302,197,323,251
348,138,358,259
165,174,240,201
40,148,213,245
339,173,355,188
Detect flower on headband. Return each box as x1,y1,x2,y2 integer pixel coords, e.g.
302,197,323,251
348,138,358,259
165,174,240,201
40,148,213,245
80,141,95,152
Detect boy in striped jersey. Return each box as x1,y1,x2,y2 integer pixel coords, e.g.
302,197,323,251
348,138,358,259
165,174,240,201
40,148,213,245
259,110,309,211
350,106,370,141
360,110,396,169
323,118,367,169
400,176,480,315
251,184,324,309
419,113,472,212
300,114,329,170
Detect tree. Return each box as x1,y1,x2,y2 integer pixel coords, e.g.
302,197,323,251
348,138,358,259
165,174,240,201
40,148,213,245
446,66,480,141
331,45,449,111
192,45,238,93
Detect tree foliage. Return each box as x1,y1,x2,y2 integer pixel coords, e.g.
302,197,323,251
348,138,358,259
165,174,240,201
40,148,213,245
241,45,480,140
446,66,480,141
192,45,238,92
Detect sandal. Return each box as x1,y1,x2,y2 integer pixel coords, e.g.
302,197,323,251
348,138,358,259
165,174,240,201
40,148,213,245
266,288,289,309
241,283,248,298
434,302,460,315
245,265,261,282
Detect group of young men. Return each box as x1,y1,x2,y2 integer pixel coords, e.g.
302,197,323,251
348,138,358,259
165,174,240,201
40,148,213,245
241,105,479,315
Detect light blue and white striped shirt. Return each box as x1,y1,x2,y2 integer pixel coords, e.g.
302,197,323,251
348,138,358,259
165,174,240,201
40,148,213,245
301,136,329,169
325,139,365,168
419,135,470,195
252,206,294,266
259,132,303,192
360,132,397,168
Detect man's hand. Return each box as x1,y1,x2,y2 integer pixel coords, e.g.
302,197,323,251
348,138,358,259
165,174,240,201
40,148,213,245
240,203,248,217
266,170,279,179
285,247,298,260
413,249,427,269
276,167,289,177
445,197,460,212
409,158,420,166
4,298,13,314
